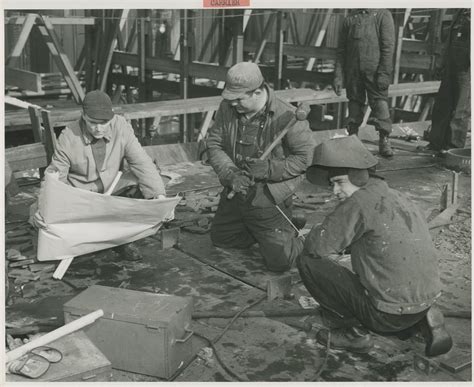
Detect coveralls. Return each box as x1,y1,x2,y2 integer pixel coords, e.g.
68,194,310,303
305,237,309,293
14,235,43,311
429,9,471,150
207,85,314,272
336,9,395,136
298,178,441,333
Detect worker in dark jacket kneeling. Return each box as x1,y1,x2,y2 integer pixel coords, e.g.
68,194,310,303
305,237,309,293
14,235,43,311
298,135,452,356
207,62,314,272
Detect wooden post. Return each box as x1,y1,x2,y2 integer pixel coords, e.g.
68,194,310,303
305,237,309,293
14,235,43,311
41,110,57,165
180,9,190,143
392,9,411,109
232,10,244,64
275,11,284,90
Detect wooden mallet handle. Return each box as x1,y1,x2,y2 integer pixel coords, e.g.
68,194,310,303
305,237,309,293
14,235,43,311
227,103,309,199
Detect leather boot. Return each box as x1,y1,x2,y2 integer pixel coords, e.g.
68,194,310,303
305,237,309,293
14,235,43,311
422,306,453,357
316,327,374,353
347,123,360,136
379,133,394,158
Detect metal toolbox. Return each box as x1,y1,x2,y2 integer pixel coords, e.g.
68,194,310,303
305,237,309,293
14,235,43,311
6,331,112,382
63,285,194,379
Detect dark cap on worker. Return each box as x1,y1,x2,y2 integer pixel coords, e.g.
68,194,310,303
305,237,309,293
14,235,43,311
82,90,114,121
222,62,264,101
306,135,378,186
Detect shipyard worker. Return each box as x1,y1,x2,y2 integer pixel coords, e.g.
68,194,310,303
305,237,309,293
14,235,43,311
297,135,453,356
31,90,166,257
427,8,470,152
207,62,315,272
333,9,395,158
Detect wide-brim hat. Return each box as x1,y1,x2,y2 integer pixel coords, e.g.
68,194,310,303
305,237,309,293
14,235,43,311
222,62,264,100
306,135,378,186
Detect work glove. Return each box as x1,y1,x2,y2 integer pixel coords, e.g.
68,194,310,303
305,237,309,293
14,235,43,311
243,158,270,180
376,73,391,91
30,211,47,230
229,172,254,195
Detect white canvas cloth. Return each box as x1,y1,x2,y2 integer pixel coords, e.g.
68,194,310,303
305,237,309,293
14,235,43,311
37,172,180,261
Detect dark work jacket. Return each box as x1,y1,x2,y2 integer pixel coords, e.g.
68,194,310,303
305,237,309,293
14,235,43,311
207,85,314,205
336,9,395,80
304,179,441,315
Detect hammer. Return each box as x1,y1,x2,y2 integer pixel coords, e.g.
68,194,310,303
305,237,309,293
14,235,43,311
228,102,310,199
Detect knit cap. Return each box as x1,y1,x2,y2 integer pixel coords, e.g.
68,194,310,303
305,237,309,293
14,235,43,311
82,90,114,121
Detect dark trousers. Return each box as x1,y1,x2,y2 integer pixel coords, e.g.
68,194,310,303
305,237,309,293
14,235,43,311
346,71,392,135
210,186,304,272
429,61,471,150
297,255,427,333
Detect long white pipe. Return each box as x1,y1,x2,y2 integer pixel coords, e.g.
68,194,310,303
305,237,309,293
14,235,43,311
6,309,104,363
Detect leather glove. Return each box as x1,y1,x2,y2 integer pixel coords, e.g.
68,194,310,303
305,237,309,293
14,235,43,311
243,158,270,180
229,172,254,195
376,73,391,91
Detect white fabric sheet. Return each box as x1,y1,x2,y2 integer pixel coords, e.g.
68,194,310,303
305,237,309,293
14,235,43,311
37,172,180,261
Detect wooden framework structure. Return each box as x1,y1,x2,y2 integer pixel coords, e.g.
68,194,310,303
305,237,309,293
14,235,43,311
5,8,455,148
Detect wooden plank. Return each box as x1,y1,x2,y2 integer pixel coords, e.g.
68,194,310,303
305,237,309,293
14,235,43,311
37,15,85,103
41,110,58,164
5,143,48,172
108,73,221,97
6,16,95,25
6,13,36,67
246,41,336,60
5,67,42,92
27,107,43,143
306,9,333,71
5,81,441,128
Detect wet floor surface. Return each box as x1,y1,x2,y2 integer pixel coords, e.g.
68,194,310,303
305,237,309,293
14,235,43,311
5,145,472,382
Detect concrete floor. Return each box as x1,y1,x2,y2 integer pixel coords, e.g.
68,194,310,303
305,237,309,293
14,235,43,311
4,136,472,382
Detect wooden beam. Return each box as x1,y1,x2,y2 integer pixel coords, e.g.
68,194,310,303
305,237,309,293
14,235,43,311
109,73,221,97
6,16,95,25
275,11,284,90
254,13,276,64
306,9,333,71
246,41,336,60
5,143,48,172
5,67,42,92
99,9,129,92
6,13,36,67
5,81,441,128
37,15,85,103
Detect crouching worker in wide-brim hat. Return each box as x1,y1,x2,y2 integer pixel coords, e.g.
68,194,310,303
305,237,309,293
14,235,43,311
297,135,452,356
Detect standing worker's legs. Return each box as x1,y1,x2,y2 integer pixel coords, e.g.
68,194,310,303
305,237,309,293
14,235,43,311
210,191,257,249
450,68,471,148
429,66,455,151
365,74,394,158
245,195,304,272
345,74,367,136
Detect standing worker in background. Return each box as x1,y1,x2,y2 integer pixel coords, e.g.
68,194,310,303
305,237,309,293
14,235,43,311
298,135,452,356
207,62,315,272
333,9,395,158
427,9,470,152
30,90,166,259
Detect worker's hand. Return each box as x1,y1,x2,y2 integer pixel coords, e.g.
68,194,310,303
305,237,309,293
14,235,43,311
30,210,47,230
243,158,270,180
333,75,343,96
153,194,166,200
229,172,254,195
376,73,391,91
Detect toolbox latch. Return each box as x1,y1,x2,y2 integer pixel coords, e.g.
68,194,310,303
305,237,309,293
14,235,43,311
176,329,194,343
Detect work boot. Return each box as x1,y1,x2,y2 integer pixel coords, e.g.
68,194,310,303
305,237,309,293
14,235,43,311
379,133,394,158
347,123,360,136
316,327,374,353
421,306,453,357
